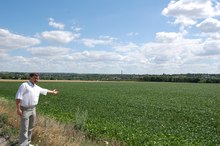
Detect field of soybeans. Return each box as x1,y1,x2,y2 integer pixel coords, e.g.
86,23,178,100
1,81,220,145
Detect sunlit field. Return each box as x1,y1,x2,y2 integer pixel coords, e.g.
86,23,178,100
1,81,220,145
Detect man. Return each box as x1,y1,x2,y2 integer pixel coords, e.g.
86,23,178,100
15,73,59,146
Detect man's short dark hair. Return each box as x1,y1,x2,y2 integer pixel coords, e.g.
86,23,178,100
29,73,39,77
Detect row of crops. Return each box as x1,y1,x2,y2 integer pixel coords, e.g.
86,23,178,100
0,81,220,145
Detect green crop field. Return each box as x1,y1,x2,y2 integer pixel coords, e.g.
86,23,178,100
1,81,220,145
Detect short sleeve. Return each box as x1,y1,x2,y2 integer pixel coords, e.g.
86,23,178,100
40,87,48,95
15,83,26,100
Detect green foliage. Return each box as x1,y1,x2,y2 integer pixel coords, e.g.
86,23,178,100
1,81,220,145
74,107,88,131
0,113,19,145
0,113,8,128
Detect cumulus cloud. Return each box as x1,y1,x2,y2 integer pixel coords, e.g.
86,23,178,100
114,42,138,52
78,50,125,62
82,36,116,48
0,51,10,62
162,0,220,26
196,40,220,56
0,28,40,51
142,32,203,65
197,18,220,33
39,30,80,44
196,18,220,40
155,32,184,43
49,18,65,29
82,39,106,48
27,46,71,56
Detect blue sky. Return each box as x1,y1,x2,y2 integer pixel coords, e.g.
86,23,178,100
1,0,220,74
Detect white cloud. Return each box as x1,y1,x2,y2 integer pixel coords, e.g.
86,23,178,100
162,0,220,26
39,30,80,44
196,40,220,56
82,36,116,48
0,55,33,72
141,32,203,65
173,16,197,26
114,42,138,52
79,50,125,62
155,32,184,43
82,39,106,48
197,18,220,33
49,18,65,29
0,51,10,62
27,46,71,56
71,26,82,32
0,28,40,51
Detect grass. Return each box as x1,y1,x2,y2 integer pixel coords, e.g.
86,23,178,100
0,113,18,145
1,81,220,145
0,98,104,146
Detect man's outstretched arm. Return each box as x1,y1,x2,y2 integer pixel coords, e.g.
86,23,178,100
47,89,59,95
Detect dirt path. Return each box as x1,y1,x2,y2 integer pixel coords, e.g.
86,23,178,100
0,79,104,83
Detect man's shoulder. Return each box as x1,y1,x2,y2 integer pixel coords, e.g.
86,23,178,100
20,81,29,87
22,81,29,85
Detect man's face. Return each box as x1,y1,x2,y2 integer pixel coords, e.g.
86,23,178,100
30,75,39,84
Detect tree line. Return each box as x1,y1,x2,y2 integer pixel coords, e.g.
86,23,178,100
0,72,220,83
139,74,220,83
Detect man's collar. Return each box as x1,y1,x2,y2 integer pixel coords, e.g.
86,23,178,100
27,80,35,87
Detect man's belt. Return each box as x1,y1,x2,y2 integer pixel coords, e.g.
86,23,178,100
21,105,36,109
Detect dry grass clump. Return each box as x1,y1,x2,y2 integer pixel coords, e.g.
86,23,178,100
0,98,19,129
33,116,87,146
0,98,100,146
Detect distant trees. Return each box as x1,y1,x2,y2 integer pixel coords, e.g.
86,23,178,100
0,72,220,83
139,74,220,83
0,72,28,80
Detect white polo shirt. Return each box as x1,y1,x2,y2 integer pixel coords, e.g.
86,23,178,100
16,81,48,107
